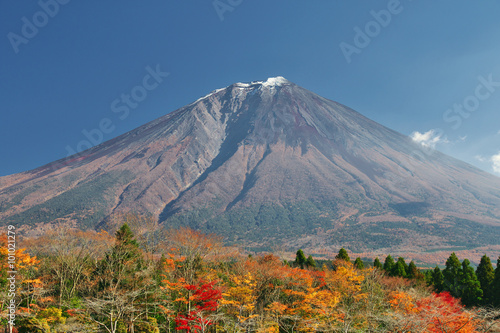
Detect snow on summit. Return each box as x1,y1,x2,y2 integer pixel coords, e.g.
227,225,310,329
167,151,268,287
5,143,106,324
192,76,290,105
260,76,290,86
247,76,290,87
234,76,291,88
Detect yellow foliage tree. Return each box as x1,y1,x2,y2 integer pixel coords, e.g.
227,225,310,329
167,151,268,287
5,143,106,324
323,262,367,331
220,272,258,331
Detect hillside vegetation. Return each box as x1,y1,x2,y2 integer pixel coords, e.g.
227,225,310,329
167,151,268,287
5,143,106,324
2,215,500,332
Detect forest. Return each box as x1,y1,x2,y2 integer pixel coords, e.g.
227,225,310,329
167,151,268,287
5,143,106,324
1,214,500,333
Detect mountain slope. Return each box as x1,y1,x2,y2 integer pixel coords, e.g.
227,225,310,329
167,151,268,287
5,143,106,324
1,77,500,255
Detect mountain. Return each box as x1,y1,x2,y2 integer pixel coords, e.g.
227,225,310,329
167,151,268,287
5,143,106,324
1,76,500,258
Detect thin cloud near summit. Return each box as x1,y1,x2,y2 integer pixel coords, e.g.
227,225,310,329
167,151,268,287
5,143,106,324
410,129,449,148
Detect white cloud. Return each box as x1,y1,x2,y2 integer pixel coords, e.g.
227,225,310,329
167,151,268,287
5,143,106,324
475,155,487,162
491,152,500,174
410,129,448,148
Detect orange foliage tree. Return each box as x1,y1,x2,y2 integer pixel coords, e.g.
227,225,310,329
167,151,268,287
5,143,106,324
3,226,499,332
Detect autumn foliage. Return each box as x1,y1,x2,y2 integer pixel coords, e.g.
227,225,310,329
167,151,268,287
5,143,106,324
1,224,499,332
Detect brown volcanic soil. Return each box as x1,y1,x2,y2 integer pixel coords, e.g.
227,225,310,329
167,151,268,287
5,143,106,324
1,77,500,261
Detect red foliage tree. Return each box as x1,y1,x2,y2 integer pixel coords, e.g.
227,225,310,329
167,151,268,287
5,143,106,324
415,291,478,332
175,280,222,333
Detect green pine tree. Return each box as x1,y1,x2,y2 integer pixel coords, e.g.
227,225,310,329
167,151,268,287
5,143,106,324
97,223,145,293
111,223,142,268
335,248,350,262
295,249,307,269
115,223,139,248
306,255,316,268
458,259,483,307
424,270,433,285
373,257,383,269
476,254,494,305
383,255,395,274
443,252,461,297
431,266,445,292
392,258,407,278
395,257,408,277
492,256,500,307
407,261,419,279
354,257,364,270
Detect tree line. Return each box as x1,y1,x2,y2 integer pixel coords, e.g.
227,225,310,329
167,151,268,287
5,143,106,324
426,253,500,308
297,247,500,309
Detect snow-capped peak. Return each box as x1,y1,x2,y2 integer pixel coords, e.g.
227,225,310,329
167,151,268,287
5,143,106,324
261,76,290,87
234,76,291,88
190,76,291,106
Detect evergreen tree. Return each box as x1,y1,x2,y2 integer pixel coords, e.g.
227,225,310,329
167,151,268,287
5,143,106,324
373,257,383,270
492,256,500,307
458,259,483,307
335,248,350,262
476,254,494,305
443,252,461,297
111,224,142,264
424,270,433,285
305,255,316,268
89,223,149,331
115,223,140,249
383,255,395,274
295,249,307,269
431,266,444,292
392,257,407,278
407,261,419,279
101,224,144,289
354,257,364,270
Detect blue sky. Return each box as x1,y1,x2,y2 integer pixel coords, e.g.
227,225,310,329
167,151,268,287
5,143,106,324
1,1,500,177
